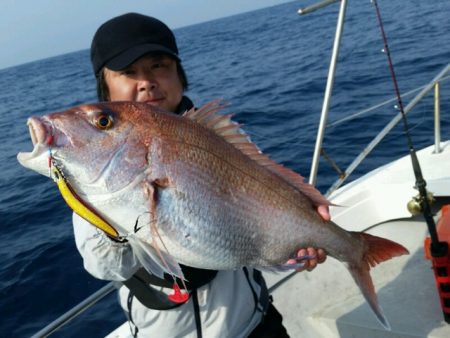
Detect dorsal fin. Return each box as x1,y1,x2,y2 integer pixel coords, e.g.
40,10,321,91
183,100,330,207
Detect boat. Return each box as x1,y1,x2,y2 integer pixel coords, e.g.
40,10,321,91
265,1,450,336
31,0,450,337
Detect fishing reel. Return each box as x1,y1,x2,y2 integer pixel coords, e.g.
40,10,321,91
407,191,435,216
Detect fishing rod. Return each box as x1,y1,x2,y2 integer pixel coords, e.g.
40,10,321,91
373,1,450,323
371,0,448,257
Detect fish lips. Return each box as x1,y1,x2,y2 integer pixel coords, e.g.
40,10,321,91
17,116,55,177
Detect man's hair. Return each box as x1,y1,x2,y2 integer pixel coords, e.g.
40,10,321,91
95,57,189,101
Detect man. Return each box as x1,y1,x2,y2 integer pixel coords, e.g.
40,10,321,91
74,13,327,337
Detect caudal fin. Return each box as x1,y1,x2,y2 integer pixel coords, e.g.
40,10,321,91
348,232,409,330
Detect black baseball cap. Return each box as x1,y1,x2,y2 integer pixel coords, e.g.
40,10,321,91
91,13,180,76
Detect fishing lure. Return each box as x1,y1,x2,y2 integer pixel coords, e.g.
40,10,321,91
48,152,121,239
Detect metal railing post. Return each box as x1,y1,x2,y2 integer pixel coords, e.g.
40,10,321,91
298,0,339,15
434,81,441,153
309,0,347,186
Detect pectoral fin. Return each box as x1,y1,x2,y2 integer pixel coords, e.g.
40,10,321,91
127,233,184,280
129,179,184,280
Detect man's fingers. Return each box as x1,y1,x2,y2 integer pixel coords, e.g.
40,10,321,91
317,248,327,263
317,205,331,221
294,247,327,272
306,247,318,271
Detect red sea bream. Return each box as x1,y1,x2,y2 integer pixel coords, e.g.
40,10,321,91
17,101,408,328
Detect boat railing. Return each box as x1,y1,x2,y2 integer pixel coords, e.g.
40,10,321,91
324,63,450,196
298,0,339,16
300,0,450,195
30,282,117,338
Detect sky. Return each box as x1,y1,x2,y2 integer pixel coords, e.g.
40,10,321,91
0,0,292,70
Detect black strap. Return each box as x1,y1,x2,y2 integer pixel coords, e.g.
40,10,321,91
243,268,270,315
191,289,203,338
123,267,218,310
123,269,185,310
243,267,259,314
127,292,139,338
179,265,218,290
253,269,270,314
248,303,290,338
126,285,204,338
125,268,268,337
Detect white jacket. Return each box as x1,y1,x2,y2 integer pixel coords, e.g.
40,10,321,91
73,213,267,337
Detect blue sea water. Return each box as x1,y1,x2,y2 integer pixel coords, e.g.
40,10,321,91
1,1,449,337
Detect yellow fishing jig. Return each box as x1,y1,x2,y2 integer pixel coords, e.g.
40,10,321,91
50,163,120,239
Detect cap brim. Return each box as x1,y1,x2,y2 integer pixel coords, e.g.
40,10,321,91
105,43,180,71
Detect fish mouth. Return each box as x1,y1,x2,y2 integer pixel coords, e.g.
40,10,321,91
17,117,53,173
28,117,48,146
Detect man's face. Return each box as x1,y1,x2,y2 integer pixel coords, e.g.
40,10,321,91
104,54,184,112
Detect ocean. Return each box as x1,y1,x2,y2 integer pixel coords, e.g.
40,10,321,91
1,0,449,337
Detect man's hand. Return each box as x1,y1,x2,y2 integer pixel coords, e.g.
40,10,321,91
317,205,331,221
284,248,327,272
285,205,329,272
295,247,326,272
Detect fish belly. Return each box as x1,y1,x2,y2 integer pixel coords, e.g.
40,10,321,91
154,177,314,270
149,131,333,270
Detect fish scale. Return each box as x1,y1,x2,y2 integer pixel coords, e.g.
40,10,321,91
153,137,322,267
157,185,260,268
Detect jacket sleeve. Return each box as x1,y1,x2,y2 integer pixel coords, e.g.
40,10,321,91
73,212,140,281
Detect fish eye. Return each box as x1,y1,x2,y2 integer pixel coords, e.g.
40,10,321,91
94,114,113,129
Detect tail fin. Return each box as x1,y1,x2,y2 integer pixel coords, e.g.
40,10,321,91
348,232,409,330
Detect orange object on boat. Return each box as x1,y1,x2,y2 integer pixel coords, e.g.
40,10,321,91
424,204,450,323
